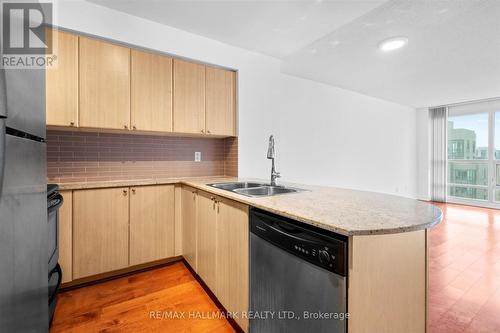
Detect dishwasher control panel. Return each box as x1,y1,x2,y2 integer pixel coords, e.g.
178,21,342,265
250,208,347,276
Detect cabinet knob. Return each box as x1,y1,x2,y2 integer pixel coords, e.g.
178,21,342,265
123,189,128,196
132,125,136,130
131,188,136,194
201,129,205,134
207,130,211,134
69,121,75,126
124,125,128,129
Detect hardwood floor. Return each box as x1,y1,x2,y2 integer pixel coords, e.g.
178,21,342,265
51,202,500,333
50,262,236,333
429,202,500,333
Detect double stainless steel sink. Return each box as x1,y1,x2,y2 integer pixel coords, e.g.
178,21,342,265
207,181,304,197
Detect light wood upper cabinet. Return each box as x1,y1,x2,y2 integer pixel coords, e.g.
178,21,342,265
46,30,78,127
58,190,73,284
73,187,129,279
181,186,198,271
216,198,249,332
196,191,217,291
79,36,130,130
129,185,175,266
206,66,236,136
173,59,205,134
45,31,237,137
131,50,173,132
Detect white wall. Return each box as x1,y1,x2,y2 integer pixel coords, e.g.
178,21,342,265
277,74,417,197
55,0,418,198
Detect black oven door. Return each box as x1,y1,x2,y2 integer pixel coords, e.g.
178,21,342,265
47,192,62,272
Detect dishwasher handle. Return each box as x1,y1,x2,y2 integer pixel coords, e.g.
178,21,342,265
250,208,347,276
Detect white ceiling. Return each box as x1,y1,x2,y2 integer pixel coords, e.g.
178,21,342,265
85,0,386,58
283,0,500,107
86,0,500,108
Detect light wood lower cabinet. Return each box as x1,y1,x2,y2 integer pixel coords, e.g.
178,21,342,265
181,188,249,332
73,187,130,279
181,186,198,271
348,230,426,333
196,191,218,291
129,185,175,266
58,191,73,283
216,198,249,332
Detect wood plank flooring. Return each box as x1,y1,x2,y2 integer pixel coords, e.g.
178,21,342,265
50,262,236,333
51,202,500,333
428,202,500,333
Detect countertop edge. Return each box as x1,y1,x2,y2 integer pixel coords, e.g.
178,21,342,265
180,181,444,237
55,177,443,236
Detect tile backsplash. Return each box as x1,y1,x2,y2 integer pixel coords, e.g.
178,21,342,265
47,130,238,183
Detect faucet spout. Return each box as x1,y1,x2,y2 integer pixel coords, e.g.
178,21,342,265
267,135,281,186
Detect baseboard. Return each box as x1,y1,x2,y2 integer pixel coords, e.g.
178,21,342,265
61,256,183,290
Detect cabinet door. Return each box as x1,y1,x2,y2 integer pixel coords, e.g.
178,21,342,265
196,191,217,291
206,66,236,136
73,188,129,279
129,185,175,266
59,190,73,283
131,49,173,132
79,36,130,130
46,30,78,127
173,59,205,134
216,199,249,332
181,186,198,271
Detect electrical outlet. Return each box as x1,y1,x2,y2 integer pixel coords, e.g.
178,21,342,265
195,152,201,162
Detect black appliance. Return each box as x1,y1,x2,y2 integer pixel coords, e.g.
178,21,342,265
249,208,348,333
47,184,63,325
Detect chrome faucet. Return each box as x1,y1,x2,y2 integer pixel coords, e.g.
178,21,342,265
267,135,281,186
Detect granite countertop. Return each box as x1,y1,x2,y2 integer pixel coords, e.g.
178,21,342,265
56,177,443,236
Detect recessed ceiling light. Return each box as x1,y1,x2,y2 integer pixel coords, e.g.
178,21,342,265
378,37,408,52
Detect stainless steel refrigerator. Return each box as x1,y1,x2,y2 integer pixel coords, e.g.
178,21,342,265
0,62,48,330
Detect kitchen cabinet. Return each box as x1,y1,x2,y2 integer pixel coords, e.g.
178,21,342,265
58,190,73,283
73,187,129,279
79,36,130,130
181,187,249,332
181,186,198,271
45,30,237,137
173,59,205,134
131,49,173,132
216,198,249,332
348,230,426,333
129,185,175,266
46,30,78,127
196,191,217,291
206,66,236,136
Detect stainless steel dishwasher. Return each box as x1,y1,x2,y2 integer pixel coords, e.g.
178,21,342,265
249,208,347,333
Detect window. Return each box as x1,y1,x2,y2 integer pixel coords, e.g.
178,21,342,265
446,99,500,206
447,113,489,201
